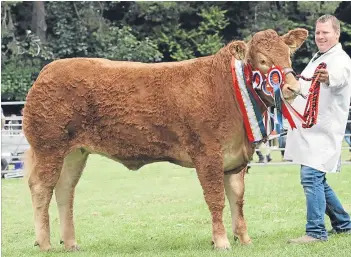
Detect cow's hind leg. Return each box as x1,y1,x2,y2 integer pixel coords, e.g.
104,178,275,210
55,149,89,251
224,167,251,245
194,154,230,250
27,150,63,251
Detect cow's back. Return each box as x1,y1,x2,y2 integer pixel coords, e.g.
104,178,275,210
23,57,229,167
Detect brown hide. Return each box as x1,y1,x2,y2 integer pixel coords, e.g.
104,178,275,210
23,46,253,172
23,28,307,251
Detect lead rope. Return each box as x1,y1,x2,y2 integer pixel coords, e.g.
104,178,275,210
297,62,327,128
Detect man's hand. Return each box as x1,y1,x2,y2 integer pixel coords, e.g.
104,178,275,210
315,68,329,84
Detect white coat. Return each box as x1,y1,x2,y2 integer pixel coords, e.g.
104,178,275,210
284,43,351,172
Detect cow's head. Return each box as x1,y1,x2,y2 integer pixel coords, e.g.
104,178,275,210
229,28,308,103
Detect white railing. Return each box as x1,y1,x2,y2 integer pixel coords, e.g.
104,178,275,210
1,102,351,178
1,102,27,178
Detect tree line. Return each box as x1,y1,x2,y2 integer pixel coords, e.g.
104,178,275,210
1,1,351,101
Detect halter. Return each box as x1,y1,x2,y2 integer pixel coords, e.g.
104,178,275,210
231,58,325,143
252,66,305,99
231,58,298,143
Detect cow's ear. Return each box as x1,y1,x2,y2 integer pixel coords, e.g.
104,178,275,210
280,28,308,55
228,41,247,60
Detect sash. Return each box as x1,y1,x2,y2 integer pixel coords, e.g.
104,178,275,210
231,57,272,142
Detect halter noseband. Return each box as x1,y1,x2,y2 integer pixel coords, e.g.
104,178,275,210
283,67,296,77
282,67,306,99
253,66,305,99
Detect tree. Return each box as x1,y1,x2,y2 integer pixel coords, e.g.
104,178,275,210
336,2,351,56
31,1,47,42
1,2,53,100
230,1,342,72
1,1,350,101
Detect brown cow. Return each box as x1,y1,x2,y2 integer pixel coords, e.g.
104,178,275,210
23,28,308,251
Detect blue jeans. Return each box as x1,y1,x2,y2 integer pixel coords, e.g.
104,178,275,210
278,135,286,157
300,165,351,240
345,126,351,151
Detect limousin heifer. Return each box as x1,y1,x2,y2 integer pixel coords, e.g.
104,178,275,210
23,28,308,251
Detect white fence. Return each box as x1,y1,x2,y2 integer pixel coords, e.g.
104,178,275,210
1,102,351,178
1,101,28,178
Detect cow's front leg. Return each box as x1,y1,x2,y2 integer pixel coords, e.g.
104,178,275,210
224,167,251,245
194,155,230,250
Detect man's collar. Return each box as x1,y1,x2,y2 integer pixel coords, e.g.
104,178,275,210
312,43,341,62
319,43,341,54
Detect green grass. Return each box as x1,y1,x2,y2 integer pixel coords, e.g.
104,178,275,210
2,155,351,257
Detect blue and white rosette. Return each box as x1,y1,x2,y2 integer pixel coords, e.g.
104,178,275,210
267,67,284,129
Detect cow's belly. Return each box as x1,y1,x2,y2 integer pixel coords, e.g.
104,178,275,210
222,140,248,172
78,138,249,172
80,146,194,170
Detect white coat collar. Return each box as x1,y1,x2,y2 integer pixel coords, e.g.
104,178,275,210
311,43,342,62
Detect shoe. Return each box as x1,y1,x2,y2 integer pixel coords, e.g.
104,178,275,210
287,235,325,244
257,158,265,163
328,228,351,235
266,155,272,163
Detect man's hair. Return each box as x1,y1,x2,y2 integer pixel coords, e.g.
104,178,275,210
316,14,341,33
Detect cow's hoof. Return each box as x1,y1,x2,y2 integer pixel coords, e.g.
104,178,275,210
65,243,80,251
234,234,252,245
67,245,80,251
241,239,252,245
211,238,231,250
240,235,252,245
41,245,52,251
34,241,51,251
60,240,80,251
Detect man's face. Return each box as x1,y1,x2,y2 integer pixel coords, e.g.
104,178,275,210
315,20,339,53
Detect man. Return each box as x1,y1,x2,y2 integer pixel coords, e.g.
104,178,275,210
1,107,8,171
344,104,351,160
285,14,351,244
256,145,272,163
1,107,5,130
8,114,21,134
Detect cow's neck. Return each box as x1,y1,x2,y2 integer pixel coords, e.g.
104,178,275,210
211,48,274,108
211,46,236,92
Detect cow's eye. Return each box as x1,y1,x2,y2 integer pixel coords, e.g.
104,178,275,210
260,60,266,65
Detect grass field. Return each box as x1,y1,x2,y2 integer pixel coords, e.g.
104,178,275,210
2,154,351,257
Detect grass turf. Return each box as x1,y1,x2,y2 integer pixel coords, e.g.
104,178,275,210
2,155,351,257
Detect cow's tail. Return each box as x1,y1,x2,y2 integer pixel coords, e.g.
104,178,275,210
24,147,35,182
